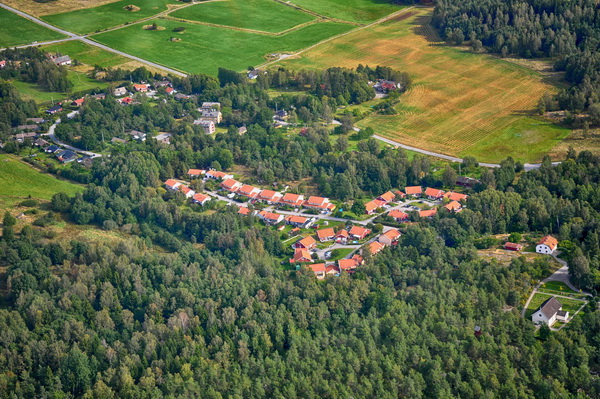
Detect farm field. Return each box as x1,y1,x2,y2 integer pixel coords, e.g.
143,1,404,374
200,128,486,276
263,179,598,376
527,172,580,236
42,40,130,68
0,0,119,17
10,71,109,104
276,8,570,163
0,155,83,204
169,0,315,33
92,19,354,75
41,0,181,35
0,7,65,47
289,0,402,23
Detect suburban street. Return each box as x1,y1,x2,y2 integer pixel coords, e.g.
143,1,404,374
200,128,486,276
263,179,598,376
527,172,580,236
43,116,103,158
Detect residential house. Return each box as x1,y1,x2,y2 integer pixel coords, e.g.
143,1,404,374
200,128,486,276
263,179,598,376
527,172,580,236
0,60,6,69
335,229,349,244
338,254,364,272
165,87,175,95
274,109,288,121
325,265,340,277
378,191,396,203
16,125,40,132
174,93,193,100
395,190,407,199
316,228,336,242
536,236,558,255
118,97,134,105
238,126,247,135
194,119,215,134
34,138,49,147
201,109,222,124
444,200,462,213
201,102,220,111
293,236,317,250
14,132,37,142
379,229,401,246
365,199,386,215
154,80,170,89
258,211,284,225
307,263,326,279
389,209,409,222
111,137,127,144
258,190,282,204
192,193,211,205
285,215,310,229
220,178,243,193
419,209,437,218
71,98,85,107
238,184,261,199
45,145,60,153
128,130,147,142
290,248,312,264
367,241,385,256
164,179,181,191
52,55,71,66
349,226,371,241
304,196,335,211
443,191,469,202
46,105,63,115
179,186,195,198
133,83,149,93
456,176,480,187
57,150,78,163
280,193,304,207
205,170,233,180
26,117,46,124
405,186,422,197
90,93,106,101
114,87,128,97
154,133,172,144
531,297,568,326
504,242,523,251
238,207,251,216
188,169,206,178
424,187,445,200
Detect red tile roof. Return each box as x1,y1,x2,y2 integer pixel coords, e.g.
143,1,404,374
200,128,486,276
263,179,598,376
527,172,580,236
443,192,469,201
188,168,205,176
258,190,280,201
238,184,260,197
281,193,304,206
538,236,558,250
424,187,445,198
368,241,385,255
444,201,462,212
382,229,401,241
286,215,308,225
238,207,250,215
365,199,386,213
308,263,326,273
165,179,179,188
316,228,335,241
389,209,409,221
504,242,523,251
296,235,316,249
419,209,437,218
221,179,241,191
291,248,312,263
193,193,209,203
405,186,422,195
338,258,359,271
180,186,194,195
349,225,371,239
378,191,396,202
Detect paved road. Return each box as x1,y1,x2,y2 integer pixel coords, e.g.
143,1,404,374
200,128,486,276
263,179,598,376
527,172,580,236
43,116,103,158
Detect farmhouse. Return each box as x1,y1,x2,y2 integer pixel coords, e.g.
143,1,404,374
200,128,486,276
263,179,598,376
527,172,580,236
504,242,523,251
290,248,312,264
379,229,401,246
192,193,211,205
285,215,311,228
365,199,386,215
114,87,128,97
536,236,558,255
206,170,233,180
294,236,317,250
424,187,445,200
46,105,62,115
405,186,422,197
188,169,206,178
52,55,71,66
220,179,243,192
280,193,304,207
304,196,335,211
238,184,261,199
258,190,282,204
419,209,437,218
316,228,336,242
164,179,181,190
389,209,409,222
444,200,462,213
258,211,284,225
532,297,568,326
307,263,327,279
194,119,215,134
349,226,371,240
367,241,385,256
378,191,396,203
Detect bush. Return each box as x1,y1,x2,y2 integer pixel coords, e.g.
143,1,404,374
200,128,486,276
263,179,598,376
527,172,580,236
20,199,39,207
173,27,186,33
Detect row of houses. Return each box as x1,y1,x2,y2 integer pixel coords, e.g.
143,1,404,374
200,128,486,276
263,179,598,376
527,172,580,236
164,179,212,206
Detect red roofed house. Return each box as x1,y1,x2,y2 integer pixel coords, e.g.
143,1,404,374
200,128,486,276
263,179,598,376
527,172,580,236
378,191,396,203
389,209,409,222
165,87,175,95
258,190,282,204
119,97,133,105
238,207,251,216
316,227,336,242
424,187,445,200
443,192,469,202
349,225,371,240
444,200,462,213
192,193,210,205
338,255,364,272
206,170,234,180
335,229,349,244
419,209,437,218
285,215,310,228
238,184,261,199
179,186,195,198
294,235,317,250
188,169,206,178
71,98,85,107
379,229,401,246
290,248,312,264
307,263,326,279
504,242,523,251
0,60,6,69
536,236,558,255
325,265,340,277
280,193,304,207
395,190,407,199
164,179,181,190
133,83,149,92
221,179,243,192
405,186,422,197
258,211,284,225
304,196,335,211
367,241,385,256
365,199,386,215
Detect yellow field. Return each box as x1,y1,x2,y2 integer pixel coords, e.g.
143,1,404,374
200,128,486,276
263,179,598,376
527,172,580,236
1,0,121,16
276,8,571,163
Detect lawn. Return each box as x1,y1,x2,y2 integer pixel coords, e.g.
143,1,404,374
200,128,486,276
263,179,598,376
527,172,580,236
42,0,181,34
288,0,402,23
524,293,586,319
276,8,571,163
0,7,65,47
42,40,129,68
91,19,353,75
169,0,315,33
0,155,84,203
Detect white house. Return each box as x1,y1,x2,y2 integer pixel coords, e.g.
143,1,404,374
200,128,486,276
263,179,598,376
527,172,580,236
532,296,567,326
536,236,558,255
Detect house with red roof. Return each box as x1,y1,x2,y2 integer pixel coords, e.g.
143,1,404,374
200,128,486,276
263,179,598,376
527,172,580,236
221,179,243,192
238,207,251,215
165,87,175,95
389,209,409,222
419,209,437,218
290,248,312,264
536,236,558,255
316,227,336,242
257,190,282,204
293,235,317,250
304,196,335,211
192,193,210,205
164,179,181,190
444,200,462,213
205,170,234,180
335,229,349,244
188,169,206,178
133,83,149,92
338,255,364,272
238,184,261,199
395,190,407,199
307,263,326,279
280,193,305,207
424,187,445,200
443,192,469,202
405,186,422,197
258,211,284,225
349,226,371,240
119,97,133,105
504,242,523,251
378,191,396,203
367,241,385,256
71,98,85,107
285,215,311,228
365,199,386,215
0,60,6,69
325,265,340,277
179,185,195,198
379,229,401,246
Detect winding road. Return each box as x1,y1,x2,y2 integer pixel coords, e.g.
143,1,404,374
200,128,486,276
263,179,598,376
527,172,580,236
43,115,103,158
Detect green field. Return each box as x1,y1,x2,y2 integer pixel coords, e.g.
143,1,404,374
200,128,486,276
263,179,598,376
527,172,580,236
0,155,83,203
92,19,353,75
42,0,180,34
524,293,586,320
0,7,65,47
169,0,315,33
42,40,129,68
288,0,402,23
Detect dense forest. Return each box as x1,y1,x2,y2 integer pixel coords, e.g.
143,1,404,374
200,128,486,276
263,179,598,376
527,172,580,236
433,0,600,118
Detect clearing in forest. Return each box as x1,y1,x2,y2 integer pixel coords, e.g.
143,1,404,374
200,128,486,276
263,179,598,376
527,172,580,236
276,8,571,163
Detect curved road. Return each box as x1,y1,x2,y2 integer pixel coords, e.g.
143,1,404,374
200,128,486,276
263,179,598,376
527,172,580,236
43,117,103,158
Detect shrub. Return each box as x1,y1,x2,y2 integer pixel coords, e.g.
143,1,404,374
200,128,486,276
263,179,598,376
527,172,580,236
20,199,39,207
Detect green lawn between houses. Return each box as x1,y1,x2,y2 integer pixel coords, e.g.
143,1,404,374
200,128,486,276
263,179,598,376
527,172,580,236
0,7,65,47
169,0,316,33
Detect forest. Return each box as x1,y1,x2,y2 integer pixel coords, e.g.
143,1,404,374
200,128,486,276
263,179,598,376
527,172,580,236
433,0,600,119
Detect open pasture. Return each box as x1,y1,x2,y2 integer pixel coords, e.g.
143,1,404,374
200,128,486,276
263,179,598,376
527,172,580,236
288,0,402,23
41,0,181,34
276,8,570,163
42,40,129,68
169,0,316,33
0,7,65,47
92,18,353,75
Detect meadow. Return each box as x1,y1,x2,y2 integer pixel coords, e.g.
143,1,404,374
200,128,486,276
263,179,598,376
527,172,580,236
169,0,315,33
288,0,402,23
42,40,129,68
276,8,570,163
41,0,181,34
524,293,586,320
0,7,65,47
10,71,109,104
0,155,83,203
92,19,353,75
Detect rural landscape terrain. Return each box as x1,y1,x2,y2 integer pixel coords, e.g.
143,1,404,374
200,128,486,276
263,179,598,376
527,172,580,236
1,0,600,397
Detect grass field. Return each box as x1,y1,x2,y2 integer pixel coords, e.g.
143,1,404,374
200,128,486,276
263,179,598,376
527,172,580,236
1,0,119,17
0,7,65,47
524,293,586,319
92,19,353,75
42,40,129,68
289,0,402,23
276,8,571,163
42,0,181,34
0,155,83,203
169,0,315,33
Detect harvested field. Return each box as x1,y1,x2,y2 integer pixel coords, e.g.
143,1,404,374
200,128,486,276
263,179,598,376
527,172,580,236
0,0,120,17
276,8,571,163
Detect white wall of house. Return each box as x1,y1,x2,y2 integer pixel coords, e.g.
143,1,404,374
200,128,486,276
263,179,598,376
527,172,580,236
532,311,556,326
536,244,555,254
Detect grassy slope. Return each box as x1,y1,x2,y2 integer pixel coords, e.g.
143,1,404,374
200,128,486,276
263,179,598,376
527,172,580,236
276,8,570,163
0,8,65,47
41,0,180,34
169,0,315,33
289,0,401,23
42,40,129,68
11,70,108,104
0,155,83,202
92,19,353,75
